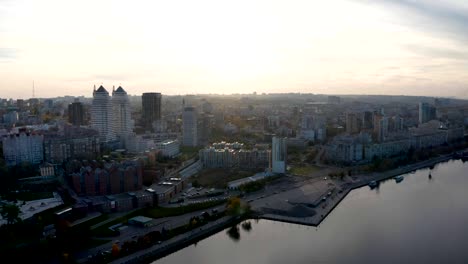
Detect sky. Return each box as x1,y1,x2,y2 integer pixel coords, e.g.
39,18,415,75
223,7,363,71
1,0,468,99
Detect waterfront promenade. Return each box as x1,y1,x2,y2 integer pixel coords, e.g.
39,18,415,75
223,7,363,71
110,216,237,264
77,154,457,263
254,154,454,226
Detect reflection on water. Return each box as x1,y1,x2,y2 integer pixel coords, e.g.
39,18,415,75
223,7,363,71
154,160,468,264
226,225,240,242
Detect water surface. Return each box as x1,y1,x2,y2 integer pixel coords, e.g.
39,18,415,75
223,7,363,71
154,160,468,264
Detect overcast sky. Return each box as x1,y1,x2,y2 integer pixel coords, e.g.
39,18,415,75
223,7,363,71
1,0,468,99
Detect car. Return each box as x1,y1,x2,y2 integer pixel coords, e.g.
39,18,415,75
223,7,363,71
327,191,332,196
322,196,327,201
323,177,327,180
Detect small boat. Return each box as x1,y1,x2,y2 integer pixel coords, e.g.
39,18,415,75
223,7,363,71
369,181,378,188
394,175,404,183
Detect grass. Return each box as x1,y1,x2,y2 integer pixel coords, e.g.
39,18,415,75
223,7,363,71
180,146,203,161
289,165,321,176
91,200,225,237
142,200,225,219
191,168,256,188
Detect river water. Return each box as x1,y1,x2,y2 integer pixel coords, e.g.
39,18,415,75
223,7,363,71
154,160,468,264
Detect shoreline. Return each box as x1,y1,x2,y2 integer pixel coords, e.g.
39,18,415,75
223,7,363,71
92,154,457,264
110,216,240,264
258,154,455,227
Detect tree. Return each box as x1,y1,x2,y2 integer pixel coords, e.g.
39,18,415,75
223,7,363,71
226,197,250,216
1,204,21,225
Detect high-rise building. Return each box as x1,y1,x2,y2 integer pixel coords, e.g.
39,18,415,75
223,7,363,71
2,130,44,166
328,96,341,104
272,136,287,174
68,99,85,126
362,111,373,129
112,86,134,144
182,106,198,146
91,85,116,143
373,113,388,142
142,92,162,131
419,102,436,124
346,113,360,134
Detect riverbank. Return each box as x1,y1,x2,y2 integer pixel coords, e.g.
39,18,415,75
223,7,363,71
81,154,456,263
110,215,239,264
256,154,454,226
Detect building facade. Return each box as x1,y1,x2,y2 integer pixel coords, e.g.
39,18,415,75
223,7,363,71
182,106,198,146
112,86,134,146
142,92,162,131
68,99,85,126
2,130,44,166
91,85,116,143
272,137,287,174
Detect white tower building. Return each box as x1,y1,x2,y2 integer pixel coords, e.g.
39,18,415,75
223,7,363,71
112,86,134,147
91,85,116,143
272,136,287,174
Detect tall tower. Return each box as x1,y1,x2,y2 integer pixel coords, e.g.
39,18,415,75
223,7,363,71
272,136,287,174
182,106,198,146
419,102,436,124
112,86,134,144
91,85,116,143
142,92,162,131
68,98,85,126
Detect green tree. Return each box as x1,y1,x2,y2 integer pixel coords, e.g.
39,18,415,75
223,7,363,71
1,204,21,225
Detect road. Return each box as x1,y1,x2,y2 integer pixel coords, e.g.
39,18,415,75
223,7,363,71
75,205,226,263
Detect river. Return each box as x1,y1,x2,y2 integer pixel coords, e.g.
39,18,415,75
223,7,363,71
153,159,468,264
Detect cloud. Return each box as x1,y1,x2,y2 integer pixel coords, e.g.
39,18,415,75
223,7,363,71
404,44,468,61
356,0,468,43
0,48,17,61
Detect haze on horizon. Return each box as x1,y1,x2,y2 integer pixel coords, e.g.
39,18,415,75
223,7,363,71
1,0,468,99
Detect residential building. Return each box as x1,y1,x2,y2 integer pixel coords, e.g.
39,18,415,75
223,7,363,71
182,106,198,146
43,126,100,163
272,136,287,174
154,139,180,158
419,102,436,124
112,86,134,146
91,85,116,143
2,130,44,166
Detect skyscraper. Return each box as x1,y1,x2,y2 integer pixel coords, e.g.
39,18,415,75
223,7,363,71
112,86,134,144
68,99,85,126
346,113,360,134
91,85,116,143
272,136,287,174
419,102,436,124
182,106,198,146
142,92,162,131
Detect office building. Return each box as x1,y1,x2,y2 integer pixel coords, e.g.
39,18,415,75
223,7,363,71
142,92,162,131
182,106,198,146
68,99,85,126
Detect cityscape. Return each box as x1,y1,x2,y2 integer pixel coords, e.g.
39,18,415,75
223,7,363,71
2,1,468,264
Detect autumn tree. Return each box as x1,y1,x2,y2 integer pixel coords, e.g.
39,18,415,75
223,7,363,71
1,203,21,225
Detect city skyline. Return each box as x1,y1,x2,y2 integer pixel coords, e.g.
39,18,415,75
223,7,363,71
1,0,468,99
